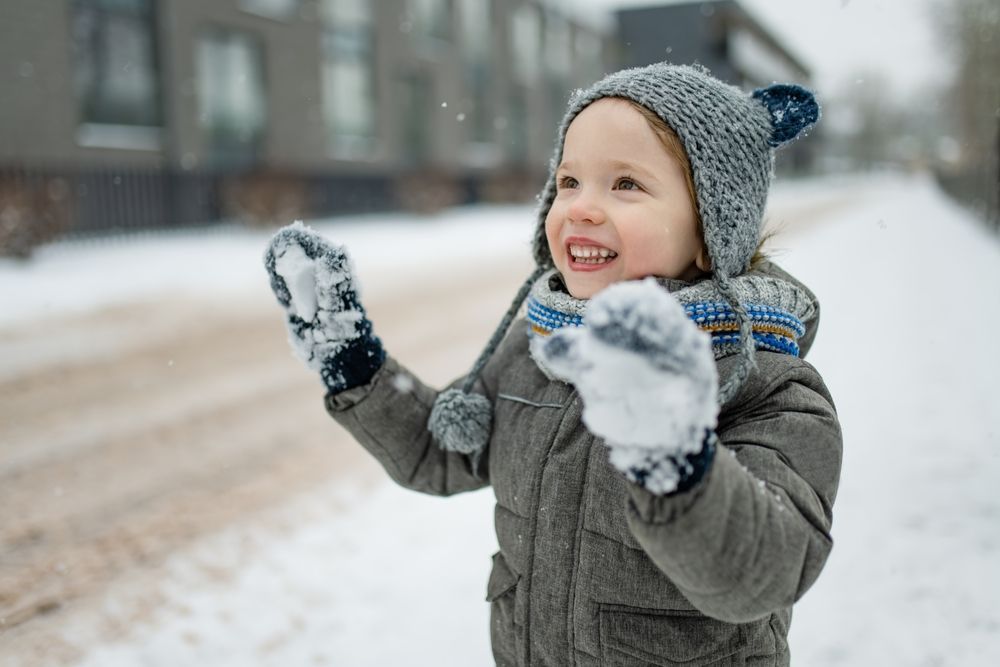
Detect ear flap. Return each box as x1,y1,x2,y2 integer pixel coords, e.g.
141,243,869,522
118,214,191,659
751,84,820,148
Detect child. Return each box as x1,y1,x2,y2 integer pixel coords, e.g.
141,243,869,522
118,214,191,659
264,63,842,666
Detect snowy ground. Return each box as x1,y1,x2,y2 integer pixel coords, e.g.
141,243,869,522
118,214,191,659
775,174,1000,666
0,204,537,328
2,172,998,666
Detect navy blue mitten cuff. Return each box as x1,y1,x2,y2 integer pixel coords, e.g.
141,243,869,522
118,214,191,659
319,332,386,394
625,430,718,496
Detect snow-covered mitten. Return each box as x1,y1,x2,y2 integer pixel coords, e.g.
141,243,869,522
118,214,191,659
264,222,385,393
533,278,719,495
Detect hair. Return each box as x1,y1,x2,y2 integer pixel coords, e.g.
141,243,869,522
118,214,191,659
622,98,770,271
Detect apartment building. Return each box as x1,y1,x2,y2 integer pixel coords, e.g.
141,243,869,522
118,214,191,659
0,0,607,242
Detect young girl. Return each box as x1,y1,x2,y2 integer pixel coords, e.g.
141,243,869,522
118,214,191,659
264,63,842,666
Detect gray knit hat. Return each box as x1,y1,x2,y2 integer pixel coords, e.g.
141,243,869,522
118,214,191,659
429,63,820,468
534,62,819,277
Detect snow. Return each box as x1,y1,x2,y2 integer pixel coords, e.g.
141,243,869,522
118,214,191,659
68,481,498,667
0,204,536,328
272,234,319,322
391,372,415,394
533,278,717,494
773,172,1000,666
4,172,1000,664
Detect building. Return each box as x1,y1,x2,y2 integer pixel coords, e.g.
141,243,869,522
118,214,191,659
0,0,608,249
617,1,811,88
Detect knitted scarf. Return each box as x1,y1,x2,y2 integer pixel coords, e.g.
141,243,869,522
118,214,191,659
526,269,816,365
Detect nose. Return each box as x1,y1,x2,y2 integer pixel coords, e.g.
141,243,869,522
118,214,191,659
566,186,606,225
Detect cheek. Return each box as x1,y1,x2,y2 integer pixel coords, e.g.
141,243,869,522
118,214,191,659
618,224,682,276
621,225,665,261
544,209,563,259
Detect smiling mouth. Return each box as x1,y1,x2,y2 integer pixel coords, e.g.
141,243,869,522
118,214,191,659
568,243,618,266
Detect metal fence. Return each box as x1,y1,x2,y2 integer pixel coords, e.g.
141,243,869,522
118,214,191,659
9,160,989,261
0,163,546,257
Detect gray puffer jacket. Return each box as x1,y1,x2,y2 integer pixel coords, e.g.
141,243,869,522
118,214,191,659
324,267,842,666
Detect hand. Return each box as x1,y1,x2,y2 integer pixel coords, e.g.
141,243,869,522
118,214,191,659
533,278,718,493
264,222,385,393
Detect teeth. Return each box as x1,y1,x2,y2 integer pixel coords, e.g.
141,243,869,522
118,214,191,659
569,244,617,260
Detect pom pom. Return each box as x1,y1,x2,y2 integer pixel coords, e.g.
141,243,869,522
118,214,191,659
429,389,492,459
751,84,820,147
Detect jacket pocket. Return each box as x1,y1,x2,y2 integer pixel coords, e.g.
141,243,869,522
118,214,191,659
486,551,521,666
599,604,746,666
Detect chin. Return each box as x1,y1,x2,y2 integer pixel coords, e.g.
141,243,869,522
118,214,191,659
564,277,610,300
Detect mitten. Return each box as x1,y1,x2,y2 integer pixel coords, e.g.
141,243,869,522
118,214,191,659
533,278,718,495
264,221,385,393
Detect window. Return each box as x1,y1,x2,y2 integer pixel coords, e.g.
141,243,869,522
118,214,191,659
459,0,493,145
71,0,162,135
544,11,571,146
196,28,267,164
544,12,571,78
574,30,604,83
511,4,540,85
320,0,376,156
398,73,432,165
410,0,451,43
459,0,490,61
728,28,800,88
239,0,298,21
508,91,529,163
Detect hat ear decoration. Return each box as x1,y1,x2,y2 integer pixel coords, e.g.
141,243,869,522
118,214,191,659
751,84,820,148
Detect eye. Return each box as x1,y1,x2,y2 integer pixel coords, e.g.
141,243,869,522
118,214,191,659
614,176,642,191
557,175,579,190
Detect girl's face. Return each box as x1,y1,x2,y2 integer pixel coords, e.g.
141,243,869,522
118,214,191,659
544,98,709,299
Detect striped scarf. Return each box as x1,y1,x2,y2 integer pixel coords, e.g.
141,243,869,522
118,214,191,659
526,269,815,359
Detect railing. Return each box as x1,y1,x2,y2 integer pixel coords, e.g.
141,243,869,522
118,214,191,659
0,162,551,257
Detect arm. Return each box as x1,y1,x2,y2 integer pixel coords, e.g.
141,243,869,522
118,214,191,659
534,279,842,622
625,361,842,622
324,355,494,496
264,222,491,497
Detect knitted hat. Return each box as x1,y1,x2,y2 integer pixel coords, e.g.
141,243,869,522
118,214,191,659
429,63,820,469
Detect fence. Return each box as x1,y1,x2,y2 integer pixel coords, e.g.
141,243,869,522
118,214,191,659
0,163,546,258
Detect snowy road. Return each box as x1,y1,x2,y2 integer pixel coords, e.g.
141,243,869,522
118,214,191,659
0,228,535,664
1,173,998,666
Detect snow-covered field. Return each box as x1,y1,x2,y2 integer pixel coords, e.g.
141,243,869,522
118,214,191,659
3,172,998,666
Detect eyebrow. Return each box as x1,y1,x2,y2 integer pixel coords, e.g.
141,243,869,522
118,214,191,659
607,159,656,179
557,158,658,181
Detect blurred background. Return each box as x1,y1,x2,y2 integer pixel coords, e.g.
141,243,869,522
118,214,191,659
0,0,995,254
1,1,998,666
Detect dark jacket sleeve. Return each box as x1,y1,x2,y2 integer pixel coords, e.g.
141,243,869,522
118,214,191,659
323,350,501,497
624,354,842,623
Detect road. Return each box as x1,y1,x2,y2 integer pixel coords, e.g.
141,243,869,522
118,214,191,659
0,252,534,665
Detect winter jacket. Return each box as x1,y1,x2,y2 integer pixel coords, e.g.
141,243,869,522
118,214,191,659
323,264,842,666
